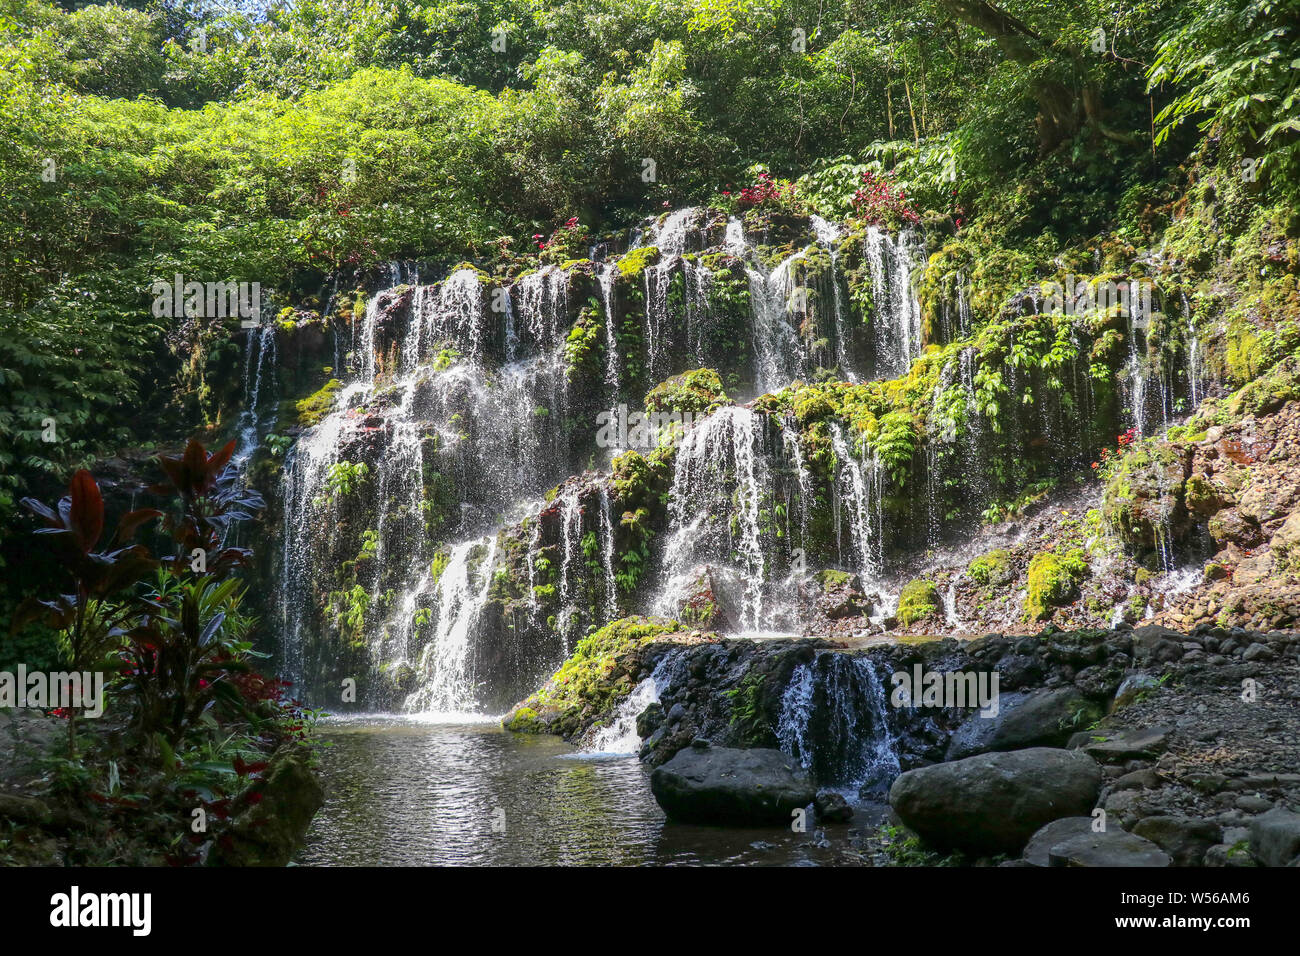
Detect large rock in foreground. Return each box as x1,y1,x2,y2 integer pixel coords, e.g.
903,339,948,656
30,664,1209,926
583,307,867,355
649,744,815,826
888,747,1103,856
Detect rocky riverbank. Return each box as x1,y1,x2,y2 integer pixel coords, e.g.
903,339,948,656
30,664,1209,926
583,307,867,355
503,615,1300,866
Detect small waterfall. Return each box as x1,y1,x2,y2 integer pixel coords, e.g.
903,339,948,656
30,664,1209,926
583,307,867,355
830,423,883,582
405,536,497,714
234,322,279,471
598,484,619,620
864,227,923,377
811,214,856,382
777,654,899,790
584,659,670,754
596,262,621,415
657,406,770,631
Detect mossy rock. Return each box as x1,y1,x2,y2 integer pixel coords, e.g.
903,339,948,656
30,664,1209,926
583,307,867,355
295,378,342,427
645,368,730,415
1024,549,1089,621
500,615,687,739
967,548,1014,587
897,579,940,627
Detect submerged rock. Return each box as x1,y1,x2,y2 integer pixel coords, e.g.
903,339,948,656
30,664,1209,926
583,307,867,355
649,744,815,826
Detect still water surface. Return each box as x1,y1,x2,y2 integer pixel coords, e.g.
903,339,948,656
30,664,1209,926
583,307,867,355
297,715,880,866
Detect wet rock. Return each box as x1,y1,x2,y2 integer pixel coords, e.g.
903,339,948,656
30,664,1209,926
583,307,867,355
1111,768,1162,791
649,746,815,826
888,747,1103,856
814,790,854,823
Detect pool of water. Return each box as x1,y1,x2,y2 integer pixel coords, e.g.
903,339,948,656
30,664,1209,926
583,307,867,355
296,715,884,866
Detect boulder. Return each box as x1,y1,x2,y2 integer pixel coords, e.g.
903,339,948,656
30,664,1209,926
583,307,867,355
1249,807,1300,867
1022,816,1095,867
814,789,854,823
649,744,815,826
946,687,1102,760
1071,726,1172,763
1131,815,1222,866
1047,829,1172,867
888,747,1103,856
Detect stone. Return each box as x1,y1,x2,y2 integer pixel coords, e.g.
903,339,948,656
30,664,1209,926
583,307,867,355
1249,807,1300,867
1242,642,1275,662
1075,726,1172,763
1111,768,1162,792
1022,816,1095,867
1131,816,1222,866
649,746,815,826
945,687,1102,760
1047,829,1172,867
888,748,1103,856
814,789,854,823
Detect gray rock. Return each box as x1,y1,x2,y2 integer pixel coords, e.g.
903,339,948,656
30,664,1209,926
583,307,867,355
1111,768,1162,792
649,746,815,826
1131,816,1222,866
1249,807,1300,867
945,687,1102,760
1074,726,1172,763
814,789,853,824
1022,816,1096,867
888,747,1103,856
1236,794,1274,813
1242,642,1275,662
1048,829,1172,867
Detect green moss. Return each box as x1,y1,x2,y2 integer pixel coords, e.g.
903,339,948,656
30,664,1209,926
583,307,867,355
644,368,730,415
815,568,854,592
1024,549,1089,621
295,378,342,427
501,615,686,737
617,245,660,280
897,579,939,627
967,549,1013,587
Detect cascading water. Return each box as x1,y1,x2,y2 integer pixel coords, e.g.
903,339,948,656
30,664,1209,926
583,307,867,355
777,653,900,791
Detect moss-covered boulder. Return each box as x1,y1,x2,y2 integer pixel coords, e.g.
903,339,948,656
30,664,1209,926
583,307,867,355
501,616,689,739
1101,438,1192,550
897,579,940,627
967,548,1015,587
1024,549,1089,621
645,368,731,415
294,378,342,428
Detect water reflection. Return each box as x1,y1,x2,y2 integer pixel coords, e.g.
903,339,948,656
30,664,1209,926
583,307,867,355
297,716,884,866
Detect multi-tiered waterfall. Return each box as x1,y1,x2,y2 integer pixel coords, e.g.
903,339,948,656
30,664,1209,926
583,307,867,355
273,206,1206,718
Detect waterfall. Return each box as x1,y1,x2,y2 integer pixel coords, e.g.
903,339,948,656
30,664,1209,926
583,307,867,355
234,322,279,471
405,536,497,714
656,406,770,632
811,214,856,382
830,423,883,582
777,654,899,790
598,485,619,620
596,262,621,415
864,227,924,378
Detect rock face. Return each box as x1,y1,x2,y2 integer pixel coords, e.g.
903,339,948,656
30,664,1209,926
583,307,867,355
888,747,1104,856
649,744,815,826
